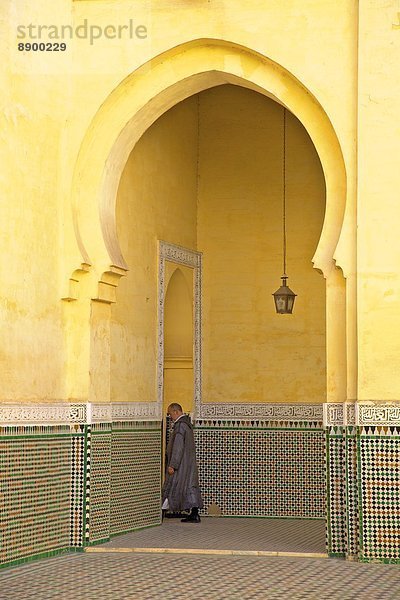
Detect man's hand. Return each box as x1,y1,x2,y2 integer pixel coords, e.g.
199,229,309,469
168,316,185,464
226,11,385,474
167,466,175,475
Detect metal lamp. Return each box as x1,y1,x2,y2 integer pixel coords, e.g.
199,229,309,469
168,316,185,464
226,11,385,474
273,107,297,314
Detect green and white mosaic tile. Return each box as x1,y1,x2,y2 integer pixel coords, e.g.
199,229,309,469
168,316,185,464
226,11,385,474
0,426,71,567
195,423,326,518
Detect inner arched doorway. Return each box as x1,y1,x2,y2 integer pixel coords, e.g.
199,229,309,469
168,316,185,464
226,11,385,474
113,83,328,523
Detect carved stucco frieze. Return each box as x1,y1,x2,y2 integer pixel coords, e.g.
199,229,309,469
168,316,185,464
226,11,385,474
0,403,85,425
345,402,356,425
323,403,344,427
200,403,323,422
0,402,161,424
357,402,400,426
112,402,161,421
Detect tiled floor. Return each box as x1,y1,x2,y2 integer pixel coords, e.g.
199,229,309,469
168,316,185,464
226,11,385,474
2,552,400,599
1,519,400,599
98,517,327,554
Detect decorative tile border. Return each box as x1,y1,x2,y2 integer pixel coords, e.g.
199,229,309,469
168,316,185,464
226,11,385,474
0,401,333,425
323,402,357,427
84,426,91,544
346,403,356,426
159,241,201,268
323,403,344,427
6,400,400,564
196,402,400,426
70,426,86,547
0,402,162,425
112,402,161,422
345,427,359,558
200,403,323,422
70,404,88,423
0,404,78,425
91,404,112,423
196,419,323,430
323,402,400,561
357,403,400,427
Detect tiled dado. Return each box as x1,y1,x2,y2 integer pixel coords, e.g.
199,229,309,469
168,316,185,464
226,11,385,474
111,422,161,536
0,425,72,567
3,400,400,566
357,402,400,564
325,401,400,563
326,425,346,557
346,425,359,559
88,424,112,545
0,403,162,568
87,422,162,545
195,418,326,519
324,404,359,559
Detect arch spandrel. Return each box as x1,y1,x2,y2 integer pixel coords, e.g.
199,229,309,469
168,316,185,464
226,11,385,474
69,38,347,287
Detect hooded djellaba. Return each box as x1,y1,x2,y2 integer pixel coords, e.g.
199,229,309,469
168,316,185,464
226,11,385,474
162,414,203,513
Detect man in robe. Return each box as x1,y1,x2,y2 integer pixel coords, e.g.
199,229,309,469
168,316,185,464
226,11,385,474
162,403,203,523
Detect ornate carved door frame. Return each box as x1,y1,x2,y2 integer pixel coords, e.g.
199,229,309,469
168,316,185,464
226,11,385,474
157,241,202,418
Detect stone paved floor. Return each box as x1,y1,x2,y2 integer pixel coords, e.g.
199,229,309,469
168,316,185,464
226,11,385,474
99,517,326,554
1,519,400,599
2,552,400,599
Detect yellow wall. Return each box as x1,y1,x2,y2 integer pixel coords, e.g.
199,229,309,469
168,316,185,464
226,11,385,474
113,84,325,406
111,97,198,403
198,85,326,403
164,266,193,360
3,0,400,405
163,368,194,415
0,68,66,401
357,2,400,400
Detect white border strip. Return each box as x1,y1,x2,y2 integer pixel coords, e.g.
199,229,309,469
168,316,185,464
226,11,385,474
0,402,161,425
201,403,323,422
13,400,400,427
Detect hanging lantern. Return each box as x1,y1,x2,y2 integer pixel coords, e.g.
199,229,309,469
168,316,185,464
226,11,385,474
273,275,297,314
272,107,297,314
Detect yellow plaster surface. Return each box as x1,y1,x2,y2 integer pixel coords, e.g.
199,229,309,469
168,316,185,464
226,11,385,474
198,86,326,403
1,0,399,405
112,97,198,403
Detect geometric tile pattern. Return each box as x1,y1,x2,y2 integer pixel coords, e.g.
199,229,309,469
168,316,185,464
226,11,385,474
195,426,326,518
0,419,162,565
100,517,326,554
3,551,400,600
111,423,161,535
359,432,400,562
326,426,346,556
84,426,91,544
70,426,86,547
5,408,400,568
196,418,323,430
0,426,71,566
345,426,359,558
88,427,112,544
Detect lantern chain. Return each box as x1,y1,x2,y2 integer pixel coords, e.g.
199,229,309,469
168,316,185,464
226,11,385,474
283,106,287,278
